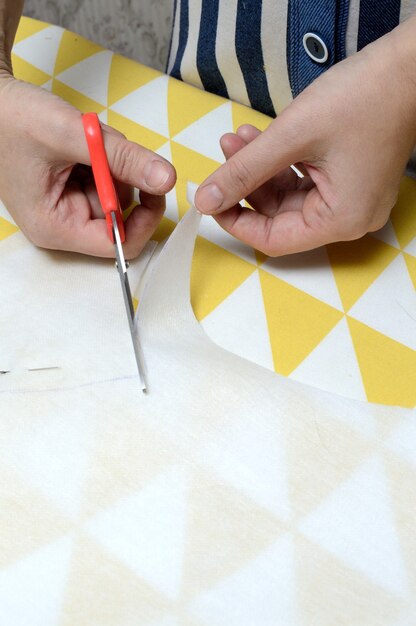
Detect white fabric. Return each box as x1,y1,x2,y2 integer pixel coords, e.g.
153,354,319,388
0,190,415,624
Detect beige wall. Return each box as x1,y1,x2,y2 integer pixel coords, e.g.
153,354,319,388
23,0,174,70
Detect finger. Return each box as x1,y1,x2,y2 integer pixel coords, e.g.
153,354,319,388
236,125,314,190
63,112,176,196
214,187,337,256
195,110,313,215
123,195,165,259
220,132,279,216
69,163,133,218
220,130,314,217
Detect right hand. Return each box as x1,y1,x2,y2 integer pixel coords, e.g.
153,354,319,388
0,74,176,257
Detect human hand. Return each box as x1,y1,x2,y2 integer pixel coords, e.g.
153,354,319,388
195,21,416,255
0,74,176,257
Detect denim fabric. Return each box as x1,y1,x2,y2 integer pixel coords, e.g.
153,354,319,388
357,0,401,50
235,0,276,117
287,0,350,98
170,0,189,80
197,0,229,98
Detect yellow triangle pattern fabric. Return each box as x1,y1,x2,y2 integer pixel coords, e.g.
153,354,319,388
53,30,104,77
168,78,224,138
327,235,399,311
403,252,416,289
52,79,105,115
0,217,19,241
108,55,160,107
14,16,49,44
170,142,220,217
347,317,416,407
11,54,51,85
107,111,167,153
151,216,177,244
259,269,343,375
191,237,257,320
232,100,272,133
391,177,416,249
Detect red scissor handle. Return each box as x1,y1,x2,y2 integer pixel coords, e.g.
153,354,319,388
82,112,125,244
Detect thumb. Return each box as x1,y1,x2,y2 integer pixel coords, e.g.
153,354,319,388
64,112,176,195
195,109,312,215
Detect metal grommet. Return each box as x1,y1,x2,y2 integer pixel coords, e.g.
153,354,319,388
302,32,329,64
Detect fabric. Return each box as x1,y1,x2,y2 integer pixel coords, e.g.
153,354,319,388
1,189,416,624
5,17,416,407
168,0,416,111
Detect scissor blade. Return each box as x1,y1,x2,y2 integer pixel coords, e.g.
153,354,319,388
111,212,147,392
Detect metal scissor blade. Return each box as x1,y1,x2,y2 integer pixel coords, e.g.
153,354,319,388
111,212,147,392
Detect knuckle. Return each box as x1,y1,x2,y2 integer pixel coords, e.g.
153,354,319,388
112,141,141,182
227,156,253,195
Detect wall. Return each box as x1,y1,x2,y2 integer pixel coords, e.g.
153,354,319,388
23,0,174,71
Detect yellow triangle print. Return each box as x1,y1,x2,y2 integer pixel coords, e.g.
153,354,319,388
14,16,49,44
0,217,19,241
170,141,220,217
52,79,105,114
391,177,416,249
168,77,224,138
61,534,170,625
107,111,167,153
191,237,256,320
108,55,160,107
327,235,399,311
11,54,51,86
403,252,416,289
54,30,104,77
259,268,343,376
151,216,177,243
232,100,271,134
347,317,416,408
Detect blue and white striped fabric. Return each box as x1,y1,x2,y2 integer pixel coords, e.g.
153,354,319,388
167,0,416,116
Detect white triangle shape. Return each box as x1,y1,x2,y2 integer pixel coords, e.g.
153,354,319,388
55,50,113,106
198,214,257,263
109,75,170,138
156,142,179,222
200,408,290,521
98,109,108,125
0,199,16,225
201,271,274,371
404,236,416,256
349,254,416,350
290,316,367,402
0,536,73,626
189,534,297,626
84,466,187,600
386,415,416,467
371,221,400,248
12,25,64,76
42,79,53,92
261,247,343,310
2,410,95,520
299,457,408,596
172,102,231,163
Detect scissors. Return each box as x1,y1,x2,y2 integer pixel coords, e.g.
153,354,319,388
82,112,147,392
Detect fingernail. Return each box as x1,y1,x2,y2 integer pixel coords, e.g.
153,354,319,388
196,183,224,214
145,160,170,189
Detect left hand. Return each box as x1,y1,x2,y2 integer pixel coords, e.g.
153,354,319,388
194,16,416,256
